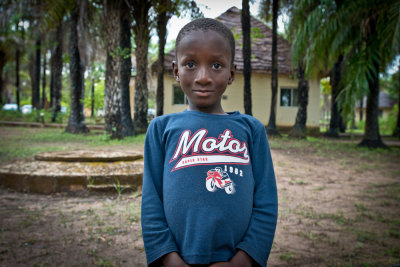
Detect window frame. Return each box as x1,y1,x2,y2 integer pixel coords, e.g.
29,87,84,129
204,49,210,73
280,87,298,107
172,84,188,105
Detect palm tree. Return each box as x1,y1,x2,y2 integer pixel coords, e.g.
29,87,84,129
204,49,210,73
66,2,89,134
103,0,123,139
291,0,399,147
283,0,312,138
15,22,21,110
41,45,47,109
395,61,400,138
154,0,201,117
129,0,152,134
50,20,64,122
325,55,344,138
330,0,398,147
288,61,309,138
242,0,252,116
266,0,280,136
289,0,341,138
33,36,41,109
154,0,171,117
120,1,134,137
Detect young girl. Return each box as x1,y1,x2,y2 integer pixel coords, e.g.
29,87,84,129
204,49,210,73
141,18,278,267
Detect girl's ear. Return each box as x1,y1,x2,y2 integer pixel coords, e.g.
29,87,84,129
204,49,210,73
228,64,237,85
172,61,179,82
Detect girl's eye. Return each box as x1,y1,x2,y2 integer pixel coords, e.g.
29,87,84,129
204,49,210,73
212,63,222,69
185,62,195,68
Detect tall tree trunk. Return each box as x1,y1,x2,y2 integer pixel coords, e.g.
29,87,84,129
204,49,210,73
51,21,63,123
66,4,89,134
16,47,20,111
393,59,400,138
156,0,169,117
41,50,47,109
120,3,134,137
132,0,151,134
289,61,309,138
104,0,123,139
325,54,343,138
267,0,280,136
242,0,252,116
33,37,41,109
0,50,5,105
29,53,35,103
359,95,364,121
91,77,95,118
359,16,385,148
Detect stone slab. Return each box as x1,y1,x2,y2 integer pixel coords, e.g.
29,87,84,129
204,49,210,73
0,159,144,194
34,150,143,162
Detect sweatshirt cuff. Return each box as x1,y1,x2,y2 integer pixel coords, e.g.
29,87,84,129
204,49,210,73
236,243,267,267
147,244,178,267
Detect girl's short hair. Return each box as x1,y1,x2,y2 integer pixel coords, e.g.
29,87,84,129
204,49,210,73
175,18,235,65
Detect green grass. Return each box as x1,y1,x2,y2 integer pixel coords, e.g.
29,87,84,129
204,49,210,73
293,205,353,225
0,127,146,161
269,134,400,164
0,109,104,125
0,109,68,124
279,251,295,262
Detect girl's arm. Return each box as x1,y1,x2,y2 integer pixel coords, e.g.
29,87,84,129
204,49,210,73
235,124,278,267
142,120,180,266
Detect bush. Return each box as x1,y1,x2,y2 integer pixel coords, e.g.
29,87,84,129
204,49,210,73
355,105,398,135
380,104,398,135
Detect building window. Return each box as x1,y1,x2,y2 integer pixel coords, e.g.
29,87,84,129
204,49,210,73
280,88,298,107
173,85,188,105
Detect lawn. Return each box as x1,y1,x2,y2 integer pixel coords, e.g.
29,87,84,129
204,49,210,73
0,126,399,266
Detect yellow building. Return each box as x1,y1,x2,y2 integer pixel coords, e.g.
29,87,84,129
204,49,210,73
153,7,320,133
355,91,396,122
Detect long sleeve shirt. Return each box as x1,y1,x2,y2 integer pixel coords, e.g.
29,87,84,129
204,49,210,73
141,110,278,267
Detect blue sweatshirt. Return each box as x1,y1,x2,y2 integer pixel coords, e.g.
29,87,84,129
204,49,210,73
141,110,278,267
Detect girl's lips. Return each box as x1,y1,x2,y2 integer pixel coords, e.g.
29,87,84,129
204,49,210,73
193,90,213,96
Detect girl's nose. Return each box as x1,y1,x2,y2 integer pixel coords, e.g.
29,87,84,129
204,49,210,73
194,66,211,85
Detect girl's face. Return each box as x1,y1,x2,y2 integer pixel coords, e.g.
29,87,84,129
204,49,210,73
173,30,236,114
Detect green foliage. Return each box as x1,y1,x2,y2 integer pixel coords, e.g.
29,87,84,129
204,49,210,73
290,0,400,124
355,105,399,135
109,46,131,59
320,77,331,95
148,39,159,64
84,79,105,113
113,178,129,200
379,104,398,135
148,97,155,109
232,26,265,48
250,27,264,40
381,72,399,101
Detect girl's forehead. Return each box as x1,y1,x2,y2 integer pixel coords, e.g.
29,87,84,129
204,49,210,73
177,30,231,53
182,29,226,43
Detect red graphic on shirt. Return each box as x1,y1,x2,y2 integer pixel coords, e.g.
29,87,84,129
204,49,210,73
170,129,249,171
206,167,235,194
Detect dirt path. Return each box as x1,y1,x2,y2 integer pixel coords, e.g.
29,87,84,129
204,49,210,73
0,190,146,267
269,142,400,266
0,135,399,266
